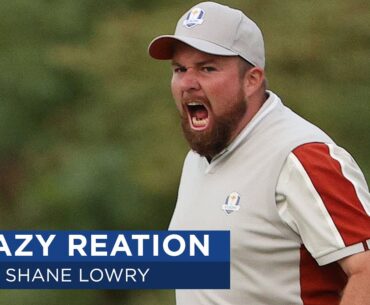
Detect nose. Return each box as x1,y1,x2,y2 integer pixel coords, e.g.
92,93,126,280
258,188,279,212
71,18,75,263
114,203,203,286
178,69,201,92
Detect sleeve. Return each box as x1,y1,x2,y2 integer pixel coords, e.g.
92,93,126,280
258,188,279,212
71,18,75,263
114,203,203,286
276,142,370,266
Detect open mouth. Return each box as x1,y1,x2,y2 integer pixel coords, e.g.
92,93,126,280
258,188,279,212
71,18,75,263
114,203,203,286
186,102,210,131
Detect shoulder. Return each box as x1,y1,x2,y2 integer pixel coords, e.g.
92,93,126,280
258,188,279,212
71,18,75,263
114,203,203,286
290,142,369,202
276,142,370,265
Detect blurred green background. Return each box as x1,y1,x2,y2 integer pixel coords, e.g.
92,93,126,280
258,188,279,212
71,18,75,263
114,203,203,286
0,0,368,303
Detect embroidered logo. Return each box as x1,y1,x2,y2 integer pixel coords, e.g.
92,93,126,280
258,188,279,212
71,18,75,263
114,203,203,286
183,7,205,28
222,192,241,215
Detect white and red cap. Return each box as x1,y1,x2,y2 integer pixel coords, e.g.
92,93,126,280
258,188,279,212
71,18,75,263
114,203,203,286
148,1,265,68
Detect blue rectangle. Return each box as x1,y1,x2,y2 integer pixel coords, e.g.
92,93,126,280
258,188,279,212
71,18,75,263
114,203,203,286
0,262,230,289
0,231,230,289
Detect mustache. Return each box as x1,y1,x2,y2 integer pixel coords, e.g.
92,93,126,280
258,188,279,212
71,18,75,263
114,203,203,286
181,94,210,105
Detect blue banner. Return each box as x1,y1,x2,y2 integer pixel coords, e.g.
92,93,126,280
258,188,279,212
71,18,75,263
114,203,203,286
0,231,230,289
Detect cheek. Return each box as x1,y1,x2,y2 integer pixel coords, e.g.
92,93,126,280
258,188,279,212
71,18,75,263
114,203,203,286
171,76,180,99
171,78,183,114
207,82,244,113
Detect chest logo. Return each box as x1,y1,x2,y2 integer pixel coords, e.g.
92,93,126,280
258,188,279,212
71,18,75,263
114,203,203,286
222,192,241,214
183,7,205,28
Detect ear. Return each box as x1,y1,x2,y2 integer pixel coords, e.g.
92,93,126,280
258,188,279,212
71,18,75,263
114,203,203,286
243,67,265,97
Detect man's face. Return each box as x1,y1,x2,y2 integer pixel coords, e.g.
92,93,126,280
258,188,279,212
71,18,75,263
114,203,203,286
171,43,248,158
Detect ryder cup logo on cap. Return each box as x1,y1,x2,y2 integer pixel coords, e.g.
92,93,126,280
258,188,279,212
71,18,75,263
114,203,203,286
183,7,205,28
222,192,241,215
148,1,265,68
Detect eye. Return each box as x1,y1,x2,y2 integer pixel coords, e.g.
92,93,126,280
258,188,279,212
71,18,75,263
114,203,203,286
201,66,216,72
172,66,187,73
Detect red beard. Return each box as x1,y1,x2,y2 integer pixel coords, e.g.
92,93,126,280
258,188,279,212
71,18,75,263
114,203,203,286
181,98,247,159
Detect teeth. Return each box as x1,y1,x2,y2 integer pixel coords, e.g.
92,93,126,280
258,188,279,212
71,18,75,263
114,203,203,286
188,102,202,106
192,117,209,127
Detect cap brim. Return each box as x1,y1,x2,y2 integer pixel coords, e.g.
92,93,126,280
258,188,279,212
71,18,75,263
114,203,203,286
148,35,237,60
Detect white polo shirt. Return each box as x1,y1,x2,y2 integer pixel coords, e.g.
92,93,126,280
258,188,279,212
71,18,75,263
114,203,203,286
170,91,370,305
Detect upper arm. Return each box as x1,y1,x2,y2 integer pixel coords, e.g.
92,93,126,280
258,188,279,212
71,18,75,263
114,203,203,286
276,142,370,265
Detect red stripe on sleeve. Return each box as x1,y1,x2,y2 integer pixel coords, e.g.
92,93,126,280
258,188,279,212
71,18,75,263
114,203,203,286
300,245,346,305
293,143,370,246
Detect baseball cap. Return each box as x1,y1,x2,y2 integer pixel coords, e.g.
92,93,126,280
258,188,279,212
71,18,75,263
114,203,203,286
148,1,265,68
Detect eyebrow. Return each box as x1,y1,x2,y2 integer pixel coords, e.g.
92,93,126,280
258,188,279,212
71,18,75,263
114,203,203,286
171,61,181,67
171,59,218,67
